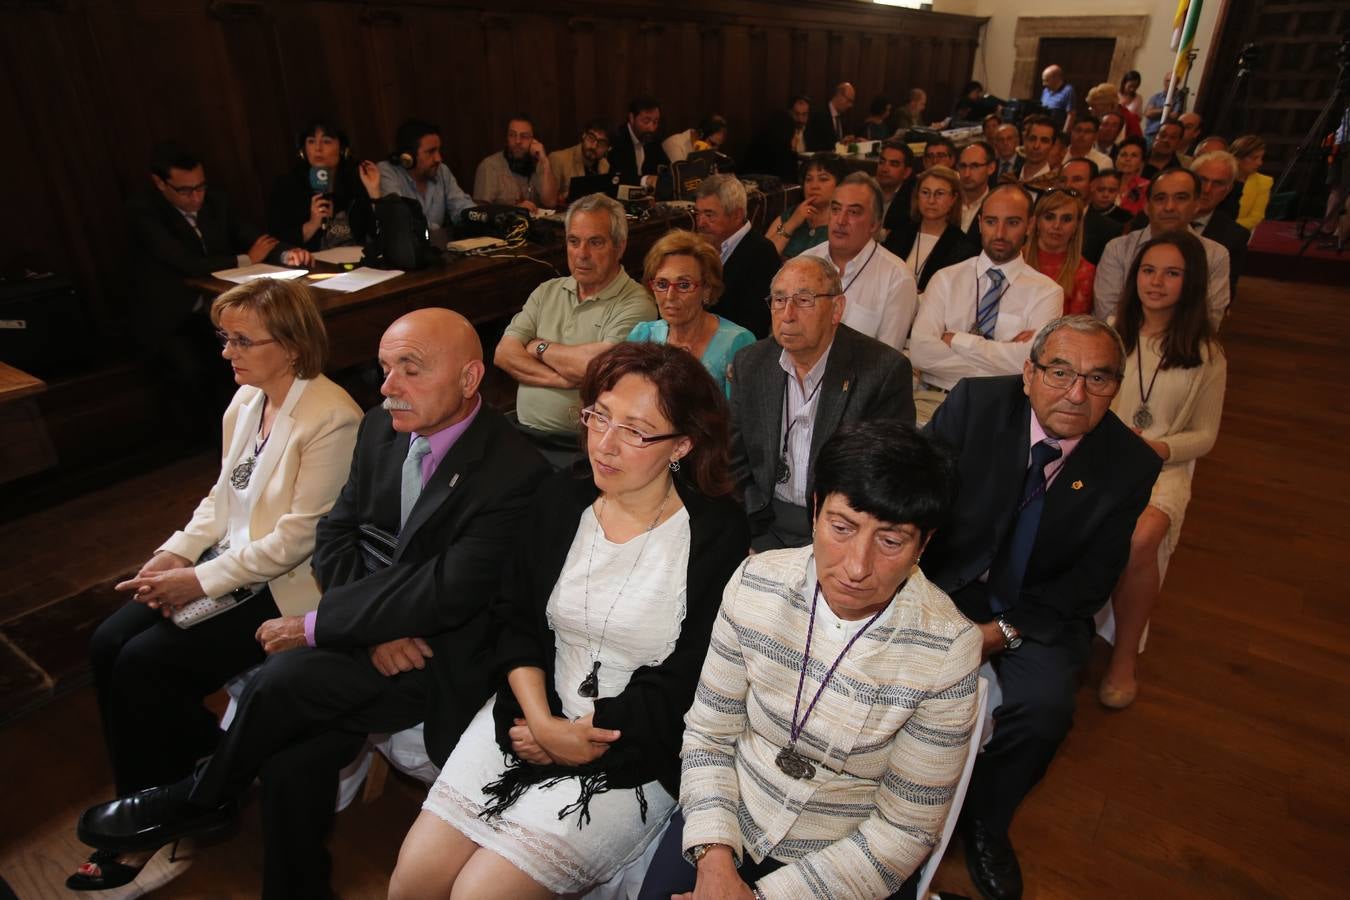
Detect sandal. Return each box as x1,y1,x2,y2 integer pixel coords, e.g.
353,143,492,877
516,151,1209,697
65,848,150,892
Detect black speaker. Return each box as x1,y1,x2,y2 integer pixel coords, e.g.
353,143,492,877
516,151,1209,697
0,272,87,375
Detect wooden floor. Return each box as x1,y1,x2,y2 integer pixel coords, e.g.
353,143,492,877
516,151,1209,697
0,274,1347,898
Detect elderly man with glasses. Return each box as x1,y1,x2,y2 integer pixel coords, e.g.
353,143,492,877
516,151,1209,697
727,255,914,551
922,315,1162,900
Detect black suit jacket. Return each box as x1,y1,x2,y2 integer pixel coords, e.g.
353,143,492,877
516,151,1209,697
488,469,749,799
311,404,550,765
718,229,781,338
1082,209,1124,265
729,325,915,535
1202,209,1250,296
883,222,979,292
608,124,670,185
922,376,1161,644
882,179,916,236
743,110,801,183
804,106,842,152
127,187,290,339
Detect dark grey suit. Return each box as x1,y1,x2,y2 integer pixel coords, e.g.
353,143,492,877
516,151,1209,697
728,325,915,547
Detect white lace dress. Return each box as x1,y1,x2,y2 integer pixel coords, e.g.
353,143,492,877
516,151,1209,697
423,505,691,893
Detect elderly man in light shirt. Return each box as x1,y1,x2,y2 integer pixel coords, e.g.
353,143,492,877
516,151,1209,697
801,172,918,352
1093,168,1230,329
909,184,1064,423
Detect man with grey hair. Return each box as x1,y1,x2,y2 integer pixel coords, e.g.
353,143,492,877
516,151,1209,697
696,174,780,337
728,254,914,550
922,315,1161,900
1190,150,1250,293
909,183,1064,423
495,193,656,466
801,172,918,351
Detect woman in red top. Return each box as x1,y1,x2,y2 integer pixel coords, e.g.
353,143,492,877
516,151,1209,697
1113,136,1151,216
1024,188,1094,315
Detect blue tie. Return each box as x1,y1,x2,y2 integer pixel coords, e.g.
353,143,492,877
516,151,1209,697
975,268,1006,339
987,440,1063,613
400,436,432,530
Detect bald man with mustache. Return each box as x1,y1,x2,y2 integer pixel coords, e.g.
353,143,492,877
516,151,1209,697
76,308,551,899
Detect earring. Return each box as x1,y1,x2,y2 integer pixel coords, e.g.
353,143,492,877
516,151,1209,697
669,458,681,473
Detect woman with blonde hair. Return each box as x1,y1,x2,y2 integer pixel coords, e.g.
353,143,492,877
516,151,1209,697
70,278,361,890
627,229,754,396
1024,188,1094,315
1229,134,1272,231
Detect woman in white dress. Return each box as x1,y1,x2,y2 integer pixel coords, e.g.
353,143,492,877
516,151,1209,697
1100,231,1227,708
390,342,749,899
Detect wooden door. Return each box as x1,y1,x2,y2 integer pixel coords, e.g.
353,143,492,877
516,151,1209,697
1034,37,1116,112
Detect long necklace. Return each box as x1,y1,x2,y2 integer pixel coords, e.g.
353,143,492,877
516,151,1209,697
837,241,879,296
1132,338,1164,429
775,375,826,485
229,399,271,490
577,482,673,698
776,582,887,780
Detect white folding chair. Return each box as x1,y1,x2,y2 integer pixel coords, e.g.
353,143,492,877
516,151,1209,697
913,672,991,900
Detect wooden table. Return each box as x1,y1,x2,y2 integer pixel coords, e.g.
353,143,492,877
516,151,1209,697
0,362,46,403
188,188,799,373
0,362,54,485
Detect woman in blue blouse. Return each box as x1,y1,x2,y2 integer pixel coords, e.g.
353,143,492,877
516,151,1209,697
628,230,754,397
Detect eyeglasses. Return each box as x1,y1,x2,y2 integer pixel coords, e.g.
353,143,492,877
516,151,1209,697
580,407,681,447
919,188,953,200
1032,363,1121,397
216,331,278,351
765,290,837,311
582,132,611,148
167,182,207,197
650,278,702,294
1042,186,1082,199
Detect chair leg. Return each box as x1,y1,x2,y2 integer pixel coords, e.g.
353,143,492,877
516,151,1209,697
362,752,389,804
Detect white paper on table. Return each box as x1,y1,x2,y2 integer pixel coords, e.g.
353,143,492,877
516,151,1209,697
314,267,404,293
211,263,309,284
311,246,366,265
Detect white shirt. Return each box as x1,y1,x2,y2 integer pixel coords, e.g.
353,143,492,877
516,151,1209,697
908,252,1064,390
802,240,918,352
960,188,988,233
1020,160,1054,182
773,345,832,507
719,220,752,265
662,129,697,164
1093,225,1229,329
1075,147,1114,173
629,123,646,176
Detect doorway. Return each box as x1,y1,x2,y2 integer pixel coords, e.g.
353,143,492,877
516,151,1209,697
1034,37,1115,114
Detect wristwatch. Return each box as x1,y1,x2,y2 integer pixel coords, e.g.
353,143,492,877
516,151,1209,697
534,340,550,359
688,843,726,864
996,616,1023,650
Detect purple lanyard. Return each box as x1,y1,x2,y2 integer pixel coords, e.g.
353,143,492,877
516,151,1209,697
787,582,888,748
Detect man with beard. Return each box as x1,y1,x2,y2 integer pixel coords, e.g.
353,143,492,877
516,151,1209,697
609,96,669,188
472,114,558,212
908,184,1064,423
547,118,612,204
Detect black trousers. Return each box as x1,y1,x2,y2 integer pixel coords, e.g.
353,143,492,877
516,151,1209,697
964,618,1095,837
90,592,279,796
188,645,430,900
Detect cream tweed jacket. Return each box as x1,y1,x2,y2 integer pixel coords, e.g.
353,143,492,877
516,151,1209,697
680,545,981,899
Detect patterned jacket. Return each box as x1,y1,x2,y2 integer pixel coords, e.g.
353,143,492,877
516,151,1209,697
680,546,981,899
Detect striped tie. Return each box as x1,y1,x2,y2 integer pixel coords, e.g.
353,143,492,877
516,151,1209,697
975,268,1006,339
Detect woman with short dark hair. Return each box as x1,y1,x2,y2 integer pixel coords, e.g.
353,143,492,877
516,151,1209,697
766,155,848,258
266,118,382,251
390,342,749,899
639,420,981,899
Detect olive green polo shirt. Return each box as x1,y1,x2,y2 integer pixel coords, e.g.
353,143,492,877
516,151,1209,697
504,269,656,433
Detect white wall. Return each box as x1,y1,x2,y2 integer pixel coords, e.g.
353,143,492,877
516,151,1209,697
930,0,1225,108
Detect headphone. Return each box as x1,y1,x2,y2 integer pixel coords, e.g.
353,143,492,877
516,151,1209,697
393,120,439,170
297,126,352,162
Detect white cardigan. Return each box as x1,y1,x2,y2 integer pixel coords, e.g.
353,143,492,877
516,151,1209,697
159,375,361,617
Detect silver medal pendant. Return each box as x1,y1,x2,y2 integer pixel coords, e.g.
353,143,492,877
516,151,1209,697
775,746,816,780
230,456,256,489
1132,405,1153,430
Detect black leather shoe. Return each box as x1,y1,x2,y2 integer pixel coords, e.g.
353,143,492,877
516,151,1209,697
961,818,1023,900
77,778,236,853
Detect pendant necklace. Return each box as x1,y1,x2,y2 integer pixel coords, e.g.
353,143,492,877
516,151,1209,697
229,399,271,490
1132,339,1164,430
776,582,886,780
775,376,826,486
577,482,673,698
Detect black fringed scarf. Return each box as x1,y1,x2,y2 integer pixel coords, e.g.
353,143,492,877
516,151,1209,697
478,754,648,829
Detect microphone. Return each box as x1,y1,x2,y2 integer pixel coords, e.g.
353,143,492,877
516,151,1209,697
308,166,333,231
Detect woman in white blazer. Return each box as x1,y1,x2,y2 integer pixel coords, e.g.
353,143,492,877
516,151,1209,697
71,278,360,891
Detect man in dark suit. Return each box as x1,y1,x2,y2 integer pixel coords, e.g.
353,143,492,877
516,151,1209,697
128,142,309,436
1057,158,1123,264
695,174,780,338
76,309,550,899
877,140,917,239
804,81,855,151
742,95,810,184
729,255,915,551
608,96,670,187
1191,150,1250,294
923,316,1161,900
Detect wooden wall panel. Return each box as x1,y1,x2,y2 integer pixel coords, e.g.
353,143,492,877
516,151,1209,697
0,0,983,333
